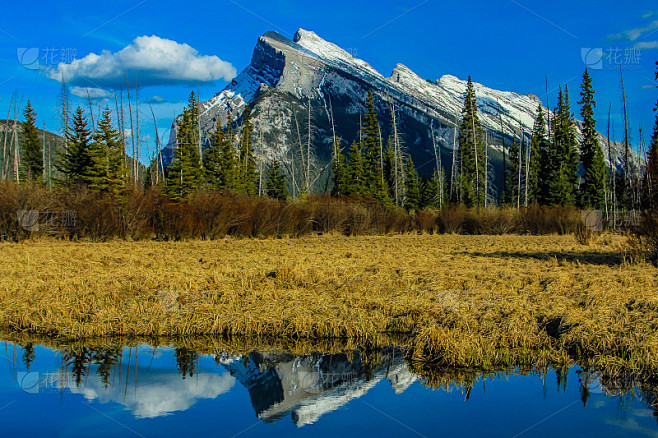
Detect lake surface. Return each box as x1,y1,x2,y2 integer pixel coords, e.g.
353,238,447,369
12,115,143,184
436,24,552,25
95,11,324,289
0,340,656,437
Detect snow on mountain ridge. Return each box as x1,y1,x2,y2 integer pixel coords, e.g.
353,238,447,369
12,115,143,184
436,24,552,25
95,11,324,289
164,28,630,177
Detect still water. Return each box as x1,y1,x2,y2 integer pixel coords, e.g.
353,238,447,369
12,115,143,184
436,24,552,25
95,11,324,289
0,340,656,437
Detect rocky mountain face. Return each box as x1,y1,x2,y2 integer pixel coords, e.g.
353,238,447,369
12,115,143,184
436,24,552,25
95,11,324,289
164,29,629,193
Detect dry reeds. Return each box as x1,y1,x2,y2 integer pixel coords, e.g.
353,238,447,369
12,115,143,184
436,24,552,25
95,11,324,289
0,234,656,379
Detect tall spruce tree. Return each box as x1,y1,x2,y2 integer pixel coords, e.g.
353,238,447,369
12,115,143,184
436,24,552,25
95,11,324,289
266,159,288,200
545,86,580,205
331,138,348,196
165,106,203,199
360,91,389,201
458,76,486,207
404,157,421,211
345,140,365,195
237,105,258,196
20,100,43,182
221,116,239,191
529,104,547,204
56,107,93,187
203,119,225,190
578,70,606,209
504,135,520,205
86,107,127,196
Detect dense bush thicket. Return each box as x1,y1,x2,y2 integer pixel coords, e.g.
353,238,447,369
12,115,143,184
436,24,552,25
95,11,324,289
0,181,585,241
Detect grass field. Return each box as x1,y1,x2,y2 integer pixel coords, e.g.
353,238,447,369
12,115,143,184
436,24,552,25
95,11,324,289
1,234,657,379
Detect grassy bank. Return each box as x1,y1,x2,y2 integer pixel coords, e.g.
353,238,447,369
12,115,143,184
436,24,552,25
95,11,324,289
1,234,657,378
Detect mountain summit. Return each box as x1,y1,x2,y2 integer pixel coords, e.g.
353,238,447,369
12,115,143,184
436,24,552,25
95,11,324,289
164,29,626,191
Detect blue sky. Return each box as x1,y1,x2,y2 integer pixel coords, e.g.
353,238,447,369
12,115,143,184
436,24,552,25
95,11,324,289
1,0,657,163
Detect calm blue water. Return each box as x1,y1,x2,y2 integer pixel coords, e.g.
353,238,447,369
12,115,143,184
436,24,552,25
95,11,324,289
0,340,656,437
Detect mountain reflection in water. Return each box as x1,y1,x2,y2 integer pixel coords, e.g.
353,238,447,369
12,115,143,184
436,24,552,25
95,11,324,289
1,339,657,437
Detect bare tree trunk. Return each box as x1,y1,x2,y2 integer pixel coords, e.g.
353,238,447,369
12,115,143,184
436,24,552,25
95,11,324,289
517,129,522,209
148,101,161,186
86,87,95,131
13,98,19,183
307,99,311,192
621,66,630,187
451,125,457,201
545,75,551,144
126,76,136,185
258,128,263,197
612,123,617,227
60,76,69,154
136,77,140,183
390,101,401,206
605,104,612,222
484,131,489,208
197,90,202,163
430,120,443,208
2,94,12,180
42,123,46,183
472,116,479,208
293,109,306,192
524,132,529,207
497,99,507,205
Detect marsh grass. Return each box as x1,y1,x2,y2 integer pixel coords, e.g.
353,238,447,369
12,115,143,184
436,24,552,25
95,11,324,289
0,234,656,378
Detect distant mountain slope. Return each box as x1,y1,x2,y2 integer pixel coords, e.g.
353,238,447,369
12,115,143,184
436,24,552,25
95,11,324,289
164,29,632,194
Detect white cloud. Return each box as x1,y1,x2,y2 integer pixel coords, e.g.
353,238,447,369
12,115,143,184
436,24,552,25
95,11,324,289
634,41,658,49
70,86,113,99
71,369,236,418
611,20,658,41
49,35,236,88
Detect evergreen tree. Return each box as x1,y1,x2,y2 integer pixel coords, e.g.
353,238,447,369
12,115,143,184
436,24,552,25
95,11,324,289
187,91,200,160
578,70,606,209
545,86,580,205
504,135,520,205
458,76,486,207
237,105,258,196
165,106,203,199
86,107,127,196
266,159,288,200
529,104,547,204
360,91,389,202
221,115,239,191
56,107,93,187
404,157,421,211
203,119,224,190
345,140,365,195
20,100,43,181
383,138,395,196
331,138,348,196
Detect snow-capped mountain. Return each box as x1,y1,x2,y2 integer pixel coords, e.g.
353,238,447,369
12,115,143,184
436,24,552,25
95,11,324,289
164,29,630,191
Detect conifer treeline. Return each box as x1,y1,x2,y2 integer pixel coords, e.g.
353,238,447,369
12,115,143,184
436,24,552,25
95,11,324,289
6,67,658,219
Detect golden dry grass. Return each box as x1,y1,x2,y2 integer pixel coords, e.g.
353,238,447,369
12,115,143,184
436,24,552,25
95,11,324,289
1,234,657,378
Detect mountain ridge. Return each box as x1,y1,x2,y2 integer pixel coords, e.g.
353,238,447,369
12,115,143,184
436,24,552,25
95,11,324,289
164,29,631,193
